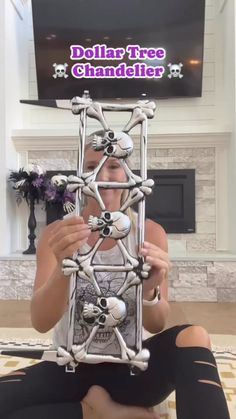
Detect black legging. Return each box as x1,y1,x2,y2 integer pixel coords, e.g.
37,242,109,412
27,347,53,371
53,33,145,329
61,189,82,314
0,325,230,419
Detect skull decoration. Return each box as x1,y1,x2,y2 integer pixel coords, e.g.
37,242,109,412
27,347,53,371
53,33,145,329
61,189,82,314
23,163,44,176
51,174,68,187
88,211,131,239
167,63,184,79
82,296,127,328
92,130,133,158
52,63,69,79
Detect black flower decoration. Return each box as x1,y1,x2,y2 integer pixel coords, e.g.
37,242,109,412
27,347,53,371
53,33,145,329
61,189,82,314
9,164,46,205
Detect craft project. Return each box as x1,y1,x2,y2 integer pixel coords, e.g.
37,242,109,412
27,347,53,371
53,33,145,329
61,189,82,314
56,92,156,373
2,92,156,374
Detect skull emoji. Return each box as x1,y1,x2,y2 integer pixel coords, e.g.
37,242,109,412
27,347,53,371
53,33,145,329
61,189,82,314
92,130,133,158
88,211,131,239
51,174,68,187
82,297,127,328
52,63,69,79
167,63,184,79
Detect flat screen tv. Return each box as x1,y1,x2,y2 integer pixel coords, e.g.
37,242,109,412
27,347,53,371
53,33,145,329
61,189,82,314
31,0,205,100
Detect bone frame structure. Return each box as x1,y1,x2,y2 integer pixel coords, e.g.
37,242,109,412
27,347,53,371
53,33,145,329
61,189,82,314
2,93,156,374
57,92,156,373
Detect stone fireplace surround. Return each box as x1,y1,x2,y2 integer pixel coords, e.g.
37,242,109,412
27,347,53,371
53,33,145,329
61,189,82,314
1,129,235,302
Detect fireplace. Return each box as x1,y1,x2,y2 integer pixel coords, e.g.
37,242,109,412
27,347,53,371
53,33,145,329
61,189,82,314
141,169,195,234
46,169,195,234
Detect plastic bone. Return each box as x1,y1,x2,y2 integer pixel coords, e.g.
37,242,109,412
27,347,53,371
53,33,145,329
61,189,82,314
77,261,102,295
140,178,155,193
117,271,141,295
63,201,75,213
86,102,110,131
140,262,152,279
82,155,109,184
123,107,147,133
67,175,85,193
57,346,75,366
71,96,156,115
119,180,154,212
62,258,79,277
72,98,110,131
88,211,131,239
83,99,156,115
71,95,92,115
62,238,104,293
82,182,105,210
116,240,139,269
113,327,150,370
120,188,144,212
119,159,143,184
72,325,100,361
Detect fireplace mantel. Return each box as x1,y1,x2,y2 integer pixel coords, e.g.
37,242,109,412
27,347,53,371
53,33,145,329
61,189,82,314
12,129,230,151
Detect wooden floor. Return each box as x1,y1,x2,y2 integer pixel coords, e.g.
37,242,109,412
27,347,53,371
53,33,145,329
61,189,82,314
0,300,235,335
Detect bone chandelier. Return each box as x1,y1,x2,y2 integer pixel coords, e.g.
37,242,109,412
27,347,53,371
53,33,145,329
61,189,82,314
2,92,157,375
56,92,156,373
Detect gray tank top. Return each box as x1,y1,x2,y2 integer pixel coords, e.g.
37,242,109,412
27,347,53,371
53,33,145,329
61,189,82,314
52,221,138,355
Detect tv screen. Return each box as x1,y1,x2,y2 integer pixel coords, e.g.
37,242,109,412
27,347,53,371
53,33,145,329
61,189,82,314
31,0,205,100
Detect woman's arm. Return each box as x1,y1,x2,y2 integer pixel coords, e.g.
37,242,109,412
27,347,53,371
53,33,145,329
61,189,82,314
30,216,91,333
142,219,171,334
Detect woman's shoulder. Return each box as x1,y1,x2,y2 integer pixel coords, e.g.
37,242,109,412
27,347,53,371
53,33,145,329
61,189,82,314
145,218,168,251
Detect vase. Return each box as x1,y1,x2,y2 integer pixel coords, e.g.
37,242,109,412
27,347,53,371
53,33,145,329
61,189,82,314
23,196,37,255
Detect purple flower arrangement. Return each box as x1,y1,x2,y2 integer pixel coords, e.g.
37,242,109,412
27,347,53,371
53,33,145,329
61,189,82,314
9,165,75,214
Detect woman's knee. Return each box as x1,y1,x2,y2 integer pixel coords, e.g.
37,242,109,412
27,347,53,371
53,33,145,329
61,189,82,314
175,325,212,350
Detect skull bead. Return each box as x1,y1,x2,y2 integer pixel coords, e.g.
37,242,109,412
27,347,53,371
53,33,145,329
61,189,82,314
88,211,131,239
92,130,133,158
51,174,68,187
82,296,127,328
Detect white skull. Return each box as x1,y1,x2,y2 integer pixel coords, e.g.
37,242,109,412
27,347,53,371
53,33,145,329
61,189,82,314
52,63,69,79
92,130,133,158
88,211,131,239
51,174,68,187
168,63,183,79
83,296,127,328
23,163,44,176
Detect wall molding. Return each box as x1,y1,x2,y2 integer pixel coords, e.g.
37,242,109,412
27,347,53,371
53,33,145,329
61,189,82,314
10,0,24,20
12,129,231,151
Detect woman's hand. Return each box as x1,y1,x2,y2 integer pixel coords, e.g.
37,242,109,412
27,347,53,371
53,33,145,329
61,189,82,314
140,241,171,297
48,216,91,264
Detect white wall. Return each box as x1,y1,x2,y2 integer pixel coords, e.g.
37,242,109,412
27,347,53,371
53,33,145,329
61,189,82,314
215,0,236,252
0,1,7,253
0,0,29,255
